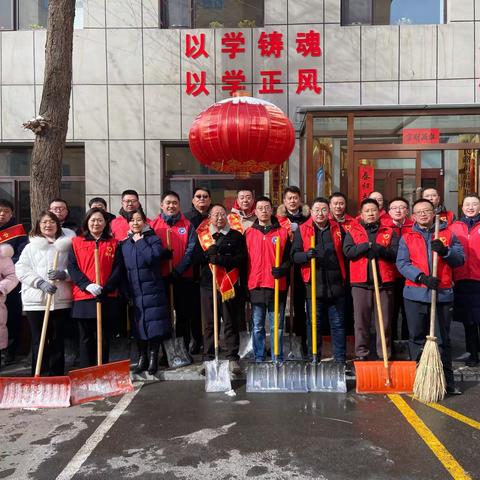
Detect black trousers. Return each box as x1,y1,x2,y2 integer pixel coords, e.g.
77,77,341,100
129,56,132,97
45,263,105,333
404,299,454,387
200,286,242,360
6,284,22,356
289,266,307,343
27,308,70,376
392,278,409,342
77,315,112,368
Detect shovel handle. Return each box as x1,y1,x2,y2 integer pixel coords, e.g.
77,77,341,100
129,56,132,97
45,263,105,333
212,264,219,360
35,251,60,377
273,237,281,359
166,229,176,331
371,258,390,385
429,215,440,337
94,244,103,366
310,236,317,359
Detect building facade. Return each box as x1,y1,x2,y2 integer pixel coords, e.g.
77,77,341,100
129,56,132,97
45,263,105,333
0,0,479,223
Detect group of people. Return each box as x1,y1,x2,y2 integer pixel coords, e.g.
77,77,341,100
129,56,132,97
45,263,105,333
0,185,478,395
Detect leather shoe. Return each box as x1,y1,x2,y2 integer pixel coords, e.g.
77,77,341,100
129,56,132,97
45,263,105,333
446,386,462,395
354,356,367,362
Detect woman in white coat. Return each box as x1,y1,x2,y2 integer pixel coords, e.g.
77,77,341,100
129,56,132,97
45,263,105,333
15,211,72,376
0,243,19,369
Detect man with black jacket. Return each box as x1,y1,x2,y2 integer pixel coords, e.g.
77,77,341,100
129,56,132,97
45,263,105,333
194,204,246,374
292,197,347,364
185,187,212,229
343,198,399,361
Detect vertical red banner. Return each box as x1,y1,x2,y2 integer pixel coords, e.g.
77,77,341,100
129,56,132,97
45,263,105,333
358,165,374,204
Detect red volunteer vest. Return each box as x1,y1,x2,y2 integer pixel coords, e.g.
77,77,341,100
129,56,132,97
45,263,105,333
299,218,346,282
449,221,480,282
0,224,26,244
245,225,289,291
329,213,357,234
151,214,193,277
439,210,454,226
71,236,118,301
348,223,396,283
403,229,453,289
380,215,414,238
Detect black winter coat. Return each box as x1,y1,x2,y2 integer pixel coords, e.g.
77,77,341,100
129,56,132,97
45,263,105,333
120,229,171,340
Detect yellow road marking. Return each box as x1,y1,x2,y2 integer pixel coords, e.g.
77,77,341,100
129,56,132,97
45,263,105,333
408,395,480,431
388,394,472,480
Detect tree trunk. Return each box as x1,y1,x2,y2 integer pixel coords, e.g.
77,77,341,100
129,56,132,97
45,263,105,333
29,0,75,225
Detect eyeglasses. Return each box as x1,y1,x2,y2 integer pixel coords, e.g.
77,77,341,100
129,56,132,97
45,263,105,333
122,199,138,205
389,206,407,211
195,194,209,199
256,206,272,212
210,212,226,218
0,208,12,214
50,207,66,212
311,208,329,214
413,209,434,216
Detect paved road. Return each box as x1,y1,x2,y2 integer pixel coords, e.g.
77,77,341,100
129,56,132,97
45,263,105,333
1,378,479,479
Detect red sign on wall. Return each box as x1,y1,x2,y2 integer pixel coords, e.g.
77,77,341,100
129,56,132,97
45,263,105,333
358,165,374,204
402,128,440,144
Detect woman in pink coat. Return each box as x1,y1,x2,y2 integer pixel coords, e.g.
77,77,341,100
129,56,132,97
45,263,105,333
0,243,19,366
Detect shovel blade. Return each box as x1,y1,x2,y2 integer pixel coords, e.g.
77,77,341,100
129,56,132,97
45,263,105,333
307,362,347,393
204,360,231,392
246,361,308,393
0,376,71,409
239,332,253,359
355,360,416,394
163,337,192,369
69,359,134,405
283,334,304,360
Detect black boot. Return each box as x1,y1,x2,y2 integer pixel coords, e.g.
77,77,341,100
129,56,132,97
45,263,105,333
147,338,160,375
134,340,148,373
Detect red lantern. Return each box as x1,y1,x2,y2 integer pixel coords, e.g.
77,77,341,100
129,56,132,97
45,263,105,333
188,94,295,177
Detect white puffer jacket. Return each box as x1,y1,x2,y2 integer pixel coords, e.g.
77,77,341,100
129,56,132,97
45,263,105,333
15,236,73,311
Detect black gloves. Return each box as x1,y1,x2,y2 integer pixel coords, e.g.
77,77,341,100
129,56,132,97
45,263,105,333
367,247,378,260
168,269,181,282
271,266,288,279
207,245,218,256
161,248,173,260
417,273,440,290
306,248,320,259
431,239,448,257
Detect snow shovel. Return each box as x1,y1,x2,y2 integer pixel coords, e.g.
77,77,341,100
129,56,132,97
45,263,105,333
69,243,133,405
307,236,347,393
163,229,192,369
355,259,416,394
239,302,253,359
247,237,308,393
282,267,303,360
0,250,71,409
205,264,231,392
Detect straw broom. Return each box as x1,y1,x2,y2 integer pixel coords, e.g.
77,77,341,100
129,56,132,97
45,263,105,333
413,214,446,403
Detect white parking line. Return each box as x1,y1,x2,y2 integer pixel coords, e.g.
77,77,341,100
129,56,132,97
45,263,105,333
56,387,141,480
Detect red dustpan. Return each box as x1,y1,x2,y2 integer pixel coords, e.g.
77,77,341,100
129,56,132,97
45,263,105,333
0,251,71,408
69,243,133,405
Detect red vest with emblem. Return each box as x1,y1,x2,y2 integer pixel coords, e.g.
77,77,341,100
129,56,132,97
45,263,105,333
448,221,480,282
245,225,289,291
71,236,118,301
299,218,346,282
329,213,358,234
380,215,414,238
348,223,396,283
403,229,453,289
439,210,454,226
151,214,193,277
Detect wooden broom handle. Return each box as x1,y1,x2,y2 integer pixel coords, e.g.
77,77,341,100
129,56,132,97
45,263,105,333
310,236,317,359
94,244,103,366
429,215,440,337
35,251,59,377
212,264,219,357
273,237,281,359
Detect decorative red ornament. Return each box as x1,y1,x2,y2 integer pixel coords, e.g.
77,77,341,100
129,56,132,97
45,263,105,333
188,94,295,177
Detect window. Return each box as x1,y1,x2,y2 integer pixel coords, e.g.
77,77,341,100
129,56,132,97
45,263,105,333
341,0,445,26
0,0,84,31
161,0,264,29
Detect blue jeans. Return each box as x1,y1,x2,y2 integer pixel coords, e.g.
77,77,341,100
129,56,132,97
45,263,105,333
306,296,346,362
251,302,285,361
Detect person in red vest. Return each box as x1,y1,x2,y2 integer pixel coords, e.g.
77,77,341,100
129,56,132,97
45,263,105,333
193,204,246,374
328,192,357,233
228,189,257,234
111,190,150,241
151,190,197,356
381,197,414,347
276,186,310,355
245,196,290,362
343,198,399,361
68,208,123,368
422,187,455,225
396,198,464,394
449,194,480,367
292,197,347,364
0,198,27,364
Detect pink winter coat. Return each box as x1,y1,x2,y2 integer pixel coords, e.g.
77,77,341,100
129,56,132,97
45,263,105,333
0,244,19,349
